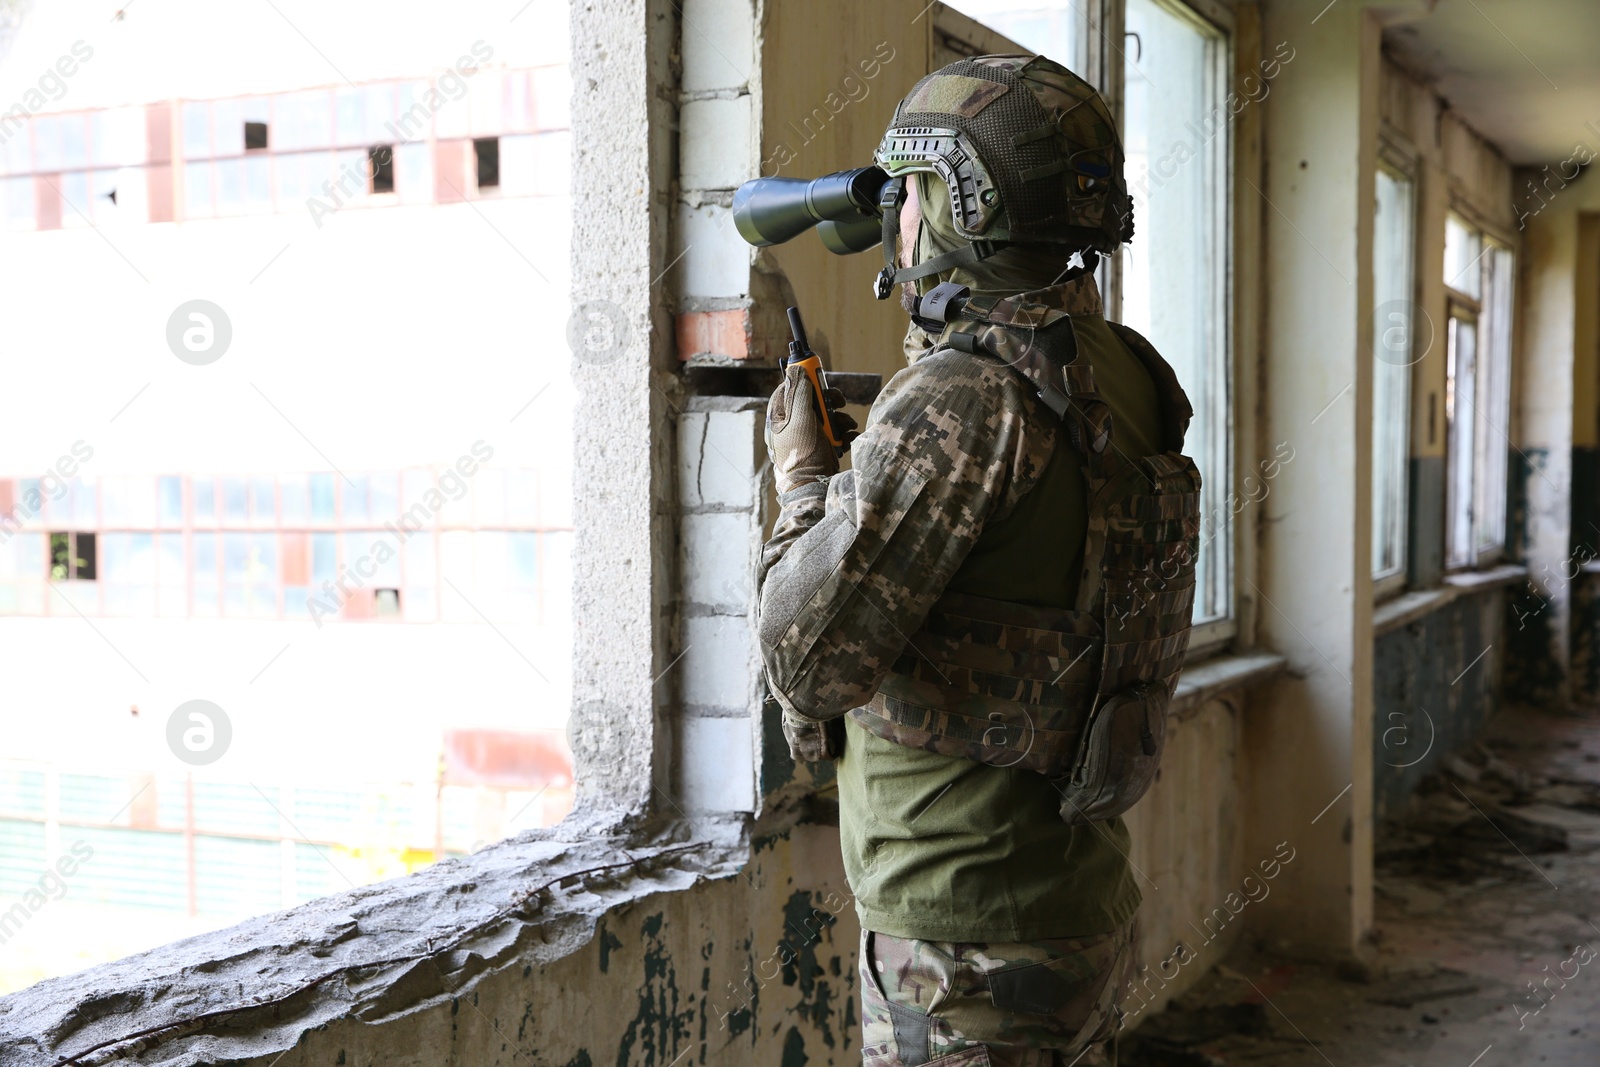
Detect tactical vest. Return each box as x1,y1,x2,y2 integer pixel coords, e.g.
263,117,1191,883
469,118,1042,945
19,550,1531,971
850,287,1202,825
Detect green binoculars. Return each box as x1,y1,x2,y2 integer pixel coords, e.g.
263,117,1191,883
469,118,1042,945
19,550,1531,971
732,166,889,255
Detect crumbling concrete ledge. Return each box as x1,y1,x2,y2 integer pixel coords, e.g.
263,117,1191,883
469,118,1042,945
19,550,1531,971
0,814,753,1067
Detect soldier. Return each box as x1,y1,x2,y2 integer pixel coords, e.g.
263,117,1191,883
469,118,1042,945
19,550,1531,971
756,55,1202,1066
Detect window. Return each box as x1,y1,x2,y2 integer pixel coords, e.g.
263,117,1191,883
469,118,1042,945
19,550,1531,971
9,71,562,231
2,471,567,624
1372,163,1416,585
1122,0,1233,633
370,145,396,194
938,0,1084,68
48,531,96,581
1442,213,1514,568
473,136,500,188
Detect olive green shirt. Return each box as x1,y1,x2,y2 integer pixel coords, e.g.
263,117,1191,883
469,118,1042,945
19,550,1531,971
759,278,1161,943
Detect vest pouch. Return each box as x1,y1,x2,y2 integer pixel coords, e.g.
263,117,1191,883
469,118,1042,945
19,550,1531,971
1055,682,1167,825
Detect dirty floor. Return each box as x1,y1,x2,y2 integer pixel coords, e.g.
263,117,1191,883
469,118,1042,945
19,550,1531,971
1122,707,1600,1067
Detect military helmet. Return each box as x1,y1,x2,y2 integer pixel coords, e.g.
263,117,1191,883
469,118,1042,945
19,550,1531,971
874,54,1134,255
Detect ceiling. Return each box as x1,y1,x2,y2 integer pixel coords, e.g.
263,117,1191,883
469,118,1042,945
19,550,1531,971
1381,0,1600,165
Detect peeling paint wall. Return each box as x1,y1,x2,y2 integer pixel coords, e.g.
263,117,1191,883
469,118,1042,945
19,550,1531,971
240,826,862,1067
1372,589,1508,821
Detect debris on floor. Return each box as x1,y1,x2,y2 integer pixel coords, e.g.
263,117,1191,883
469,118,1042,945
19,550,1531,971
1119,707,1600,1067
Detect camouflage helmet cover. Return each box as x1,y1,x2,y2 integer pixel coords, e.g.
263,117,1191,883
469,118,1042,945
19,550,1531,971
874,54,1134,253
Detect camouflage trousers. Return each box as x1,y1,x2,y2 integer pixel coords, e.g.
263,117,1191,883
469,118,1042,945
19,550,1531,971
858,921,1137,1066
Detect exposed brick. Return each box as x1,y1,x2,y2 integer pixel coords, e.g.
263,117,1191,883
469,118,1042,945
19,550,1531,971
677,309,751,361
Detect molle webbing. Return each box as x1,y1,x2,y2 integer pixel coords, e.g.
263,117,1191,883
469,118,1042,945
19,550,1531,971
855,590,1102,775
854,296,1202,780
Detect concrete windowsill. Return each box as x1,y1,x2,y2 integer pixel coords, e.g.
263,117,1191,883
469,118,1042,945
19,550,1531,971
0,818,743,1067
1443,563,1528,592
1170,650,1288,716
1374,587,1457,635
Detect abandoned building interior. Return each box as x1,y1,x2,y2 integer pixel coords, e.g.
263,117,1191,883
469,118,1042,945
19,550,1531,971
7,0,1600,1063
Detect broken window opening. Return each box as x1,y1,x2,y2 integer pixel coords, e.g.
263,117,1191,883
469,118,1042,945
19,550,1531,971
48,531,97,581
244,120,269,151
474,137,500,189
370,145,396,194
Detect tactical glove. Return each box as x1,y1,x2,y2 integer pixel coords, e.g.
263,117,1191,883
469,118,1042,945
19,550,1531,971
765,363,858,496
782,708,847,763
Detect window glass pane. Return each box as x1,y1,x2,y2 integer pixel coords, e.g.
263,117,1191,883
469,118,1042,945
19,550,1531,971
274,90,332,151
505,71,533,131
53,115,88,169
103,476,156,528
333,148,367,201
192,531,219,617
183,102,211,158
1445,314,1478,568
1,118,32,174
64,121,90,172
32,115,65,171
343,474,370,523
311,532,338,582
476,470,507,525
274,151,318,204
509,532,538,586
243,155,271,212
1476,245,1514,556
158,476,184,526
937,1,1080,65
1122,0,1231,625
58,171,90,227
1371,167,1415,580
2,176,35,230
157,534,185,585
221,477,249,523
390,81,430,142
396,141,432,204
365,83,397,142
310,473,336,521
250,476,276,523
192,477,216,523
440,530,473,621
280,473,309,524
369,472,399,523
72,477,97,526
184,161,213,218
507,470,539,523
214,157,245,216
335,87,366,146
406,530,437,586
213,98,246,157
471,73,504,135
1444,213,1482,298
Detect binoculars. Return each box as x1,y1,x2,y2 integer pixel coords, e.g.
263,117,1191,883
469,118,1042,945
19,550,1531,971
732,166,890,255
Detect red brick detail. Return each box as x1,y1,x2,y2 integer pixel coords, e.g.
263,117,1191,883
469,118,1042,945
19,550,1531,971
676,309,751,361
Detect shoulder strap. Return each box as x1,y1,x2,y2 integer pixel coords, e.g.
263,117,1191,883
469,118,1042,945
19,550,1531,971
1106,322,1193,452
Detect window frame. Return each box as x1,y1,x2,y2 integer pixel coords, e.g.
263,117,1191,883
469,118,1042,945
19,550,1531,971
1114,0,1237,656
1440,208,1515,572
1371,147,1419,599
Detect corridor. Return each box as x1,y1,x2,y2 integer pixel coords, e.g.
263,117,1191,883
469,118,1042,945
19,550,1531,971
1123,706,1600,1066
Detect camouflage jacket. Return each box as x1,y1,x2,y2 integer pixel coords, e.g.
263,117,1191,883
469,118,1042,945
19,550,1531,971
756,274,1107,729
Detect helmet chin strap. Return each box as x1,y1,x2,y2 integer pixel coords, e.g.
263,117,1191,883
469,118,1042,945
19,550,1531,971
873,175,1008,300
